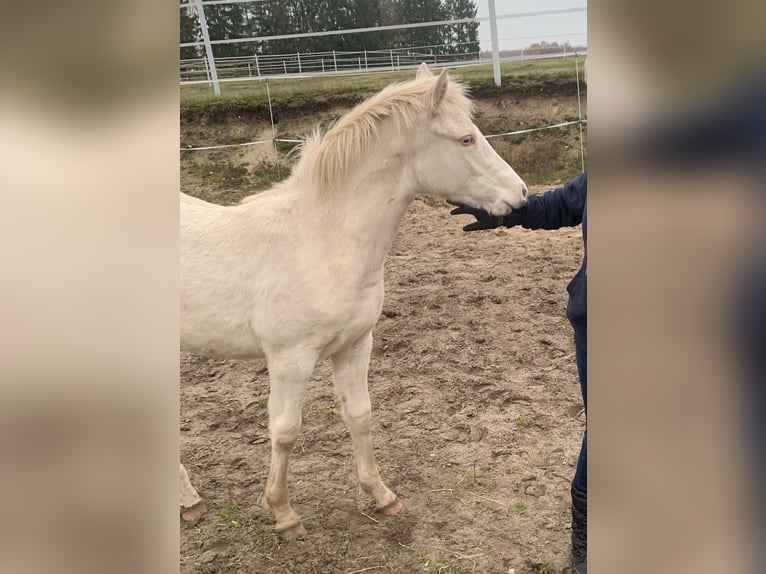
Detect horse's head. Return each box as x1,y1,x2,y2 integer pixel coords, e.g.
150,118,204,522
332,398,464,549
410,64,527,215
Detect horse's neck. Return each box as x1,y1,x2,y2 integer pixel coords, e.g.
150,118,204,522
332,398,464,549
318,155,417,283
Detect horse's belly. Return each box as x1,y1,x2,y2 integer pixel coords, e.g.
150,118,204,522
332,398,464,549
180,311,265,359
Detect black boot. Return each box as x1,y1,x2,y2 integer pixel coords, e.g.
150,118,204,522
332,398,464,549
571,483,587,574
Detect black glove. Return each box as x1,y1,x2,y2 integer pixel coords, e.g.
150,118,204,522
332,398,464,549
448,202,507,232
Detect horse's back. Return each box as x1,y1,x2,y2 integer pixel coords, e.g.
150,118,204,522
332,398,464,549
180,192,217,207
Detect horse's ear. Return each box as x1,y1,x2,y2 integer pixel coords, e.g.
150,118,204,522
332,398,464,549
431,68,449,109
416,62,433,79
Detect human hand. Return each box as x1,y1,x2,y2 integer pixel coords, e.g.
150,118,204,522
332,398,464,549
448,202,506,232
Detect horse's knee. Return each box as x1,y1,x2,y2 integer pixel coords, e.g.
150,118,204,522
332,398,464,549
273,434,298,450
346,411,372,435
271,420,301,450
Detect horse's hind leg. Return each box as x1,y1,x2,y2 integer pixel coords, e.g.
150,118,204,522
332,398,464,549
180,462,207,522
331,332,404,516
263,350,316,541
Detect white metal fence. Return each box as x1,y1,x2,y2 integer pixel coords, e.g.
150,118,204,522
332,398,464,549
180,42,581,83
180,1,586,92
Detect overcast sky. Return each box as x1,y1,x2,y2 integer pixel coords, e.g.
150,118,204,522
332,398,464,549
475,0,587,51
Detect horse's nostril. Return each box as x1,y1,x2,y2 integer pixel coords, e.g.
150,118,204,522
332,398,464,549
521,185,528,198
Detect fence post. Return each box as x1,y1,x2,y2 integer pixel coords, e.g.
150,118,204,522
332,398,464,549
247,63,252,77
297,52,302,74
321,58,325,72
192,0,220,96
390,49,394,71
488,0,501,86
333,50,337,72
358,56,361,70
283,60,287,74
255,53,260,76
364,50,368,69
396,55,400,71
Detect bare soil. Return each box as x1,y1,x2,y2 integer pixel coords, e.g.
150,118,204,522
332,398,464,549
181,82,586,574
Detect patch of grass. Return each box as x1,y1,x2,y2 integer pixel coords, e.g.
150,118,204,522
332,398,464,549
229,134,256,145
213,505,242,543
455,471,489,490
183,159,291,205
275,138,300,154
416,552,453,573
325,405,340,419
534,560,554,574
514,501,528,515
181,56,585,107
251,526,280,548
257,399,267,409
473,107,587,185
223,557,241,571
493,132,585,187
448,464,495,498
516,417,530,427
188,160,251,188
251,160,289,189
216,504,239,523
379,550,457,574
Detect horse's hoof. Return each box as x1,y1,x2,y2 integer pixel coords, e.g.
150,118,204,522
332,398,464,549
276,521,307,541
180,501,207,522
376,497,405,516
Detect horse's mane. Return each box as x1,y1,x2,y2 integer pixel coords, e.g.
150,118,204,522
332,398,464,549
289,75,473,193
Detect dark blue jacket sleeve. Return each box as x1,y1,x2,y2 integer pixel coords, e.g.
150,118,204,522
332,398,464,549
506,172,587,230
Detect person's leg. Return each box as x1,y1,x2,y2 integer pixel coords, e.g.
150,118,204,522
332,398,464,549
573,342,587,492
571,339,587,573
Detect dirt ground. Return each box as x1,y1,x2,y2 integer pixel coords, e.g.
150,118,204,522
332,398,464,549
181,81,586,574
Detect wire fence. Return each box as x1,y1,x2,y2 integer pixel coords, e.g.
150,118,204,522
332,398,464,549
181,52,587,172
181,119,587,153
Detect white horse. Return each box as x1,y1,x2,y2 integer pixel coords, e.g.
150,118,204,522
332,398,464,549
180,64,528,540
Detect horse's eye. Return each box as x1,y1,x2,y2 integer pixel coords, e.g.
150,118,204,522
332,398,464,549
459,135,475,146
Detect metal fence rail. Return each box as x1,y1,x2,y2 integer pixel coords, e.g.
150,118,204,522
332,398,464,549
180,44,580,83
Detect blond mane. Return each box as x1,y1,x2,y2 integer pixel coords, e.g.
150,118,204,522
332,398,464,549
290,75,473,193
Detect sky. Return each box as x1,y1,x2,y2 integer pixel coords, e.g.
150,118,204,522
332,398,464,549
474,0,587,52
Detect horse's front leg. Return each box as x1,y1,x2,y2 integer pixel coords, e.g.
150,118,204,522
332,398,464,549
263,350,316,541
331,332,404,516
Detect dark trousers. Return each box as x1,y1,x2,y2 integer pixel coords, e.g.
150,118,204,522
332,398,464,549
573,339,587,493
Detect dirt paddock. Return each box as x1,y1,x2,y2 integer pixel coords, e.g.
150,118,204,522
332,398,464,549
181,198,584,574
181,80,586,574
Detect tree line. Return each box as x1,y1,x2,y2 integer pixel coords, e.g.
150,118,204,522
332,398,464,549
180,0,479,59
